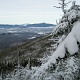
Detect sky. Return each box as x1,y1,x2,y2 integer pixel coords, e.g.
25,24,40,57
0,0,80,24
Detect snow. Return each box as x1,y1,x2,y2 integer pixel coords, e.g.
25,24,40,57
54,21,80,61
72,21,80,43
52,22,68,33
64,33,78,55
59,22,68,29
68,10,78,21
53,43,65,58
38,32,45,34
28,37,36,39
29,17,80,78
31,56,79,80
64,57,78,77
56,21,80,56
54,56,79,80
32,21,80,74
58,34,66,44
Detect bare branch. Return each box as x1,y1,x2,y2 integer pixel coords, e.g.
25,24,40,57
78,5,80,7
59,3,62,5
59,0,65,1
63,3,67,6
66,1,71,4
56,20,59,25
53,6,61,8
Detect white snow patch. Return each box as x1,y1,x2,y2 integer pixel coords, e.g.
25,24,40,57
58,35,66,44
38,32,45,34
68,10,78,21
64,33,78,55
28,37,36,39
72,21,80,43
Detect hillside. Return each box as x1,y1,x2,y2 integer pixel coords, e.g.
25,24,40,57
0,34,54,69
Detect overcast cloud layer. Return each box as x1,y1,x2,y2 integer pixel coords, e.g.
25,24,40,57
0,0,80,24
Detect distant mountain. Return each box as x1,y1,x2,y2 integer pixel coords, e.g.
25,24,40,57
0,24,19,28
26,23,56,27
0,23,56,28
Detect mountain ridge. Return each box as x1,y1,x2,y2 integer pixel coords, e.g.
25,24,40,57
0,23,56,28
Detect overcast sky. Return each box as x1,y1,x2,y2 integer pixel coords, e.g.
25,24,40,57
0,0,80,24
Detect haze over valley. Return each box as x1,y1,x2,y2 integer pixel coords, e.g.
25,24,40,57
0,23,55,50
